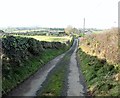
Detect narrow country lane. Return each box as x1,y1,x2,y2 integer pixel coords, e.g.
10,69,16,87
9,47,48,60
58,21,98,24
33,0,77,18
7,53,66,96
7,39,87,97
67,39,86,96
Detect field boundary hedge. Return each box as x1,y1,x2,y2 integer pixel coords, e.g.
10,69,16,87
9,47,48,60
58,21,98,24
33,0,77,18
2,35,72,95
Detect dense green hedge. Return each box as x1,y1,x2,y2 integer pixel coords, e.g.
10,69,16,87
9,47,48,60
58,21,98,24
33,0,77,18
2,35,70,95
2,36,67,67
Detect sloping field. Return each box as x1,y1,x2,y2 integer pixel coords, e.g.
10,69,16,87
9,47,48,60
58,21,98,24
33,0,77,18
14,35,72,43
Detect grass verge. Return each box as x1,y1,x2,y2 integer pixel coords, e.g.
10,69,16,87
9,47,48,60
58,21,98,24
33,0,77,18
37,62,67,96
37,54,70,96
2,48,68,95
37,39,76,96
78,48,120,96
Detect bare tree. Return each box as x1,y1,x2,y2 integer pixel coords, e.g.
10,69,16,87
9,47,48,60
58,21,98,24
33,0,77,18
64,25,73,35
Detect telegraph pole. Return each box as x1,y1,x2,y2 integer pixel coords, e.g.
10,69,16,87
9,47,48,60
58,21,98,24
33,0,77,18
83,18,85,34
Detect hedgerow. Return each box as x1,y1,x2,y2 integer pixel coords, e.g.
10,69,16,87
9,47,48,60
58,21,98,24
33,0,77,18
2,35,70,95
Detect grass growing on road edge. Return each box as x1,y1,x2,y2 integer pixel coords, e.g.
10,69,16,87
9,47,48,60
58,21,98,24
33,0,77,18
2,35,73,95
37,55,70,96
78,48,120,96
37,39,75,96
38,64,67,96
2,48,69,95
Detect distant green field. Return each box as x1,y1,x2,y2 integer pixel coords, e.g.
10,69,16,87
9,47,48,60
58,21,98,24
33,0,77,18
14,35,72,43
92,30,103,34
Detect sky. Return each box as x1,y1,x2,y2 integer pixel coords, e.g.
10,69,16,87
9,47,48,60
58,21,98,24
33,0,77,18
0,0,119,29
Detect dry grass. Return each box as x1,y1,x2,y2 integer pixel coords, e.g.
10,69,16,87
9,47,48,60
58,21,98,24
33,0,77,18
80,28,119,65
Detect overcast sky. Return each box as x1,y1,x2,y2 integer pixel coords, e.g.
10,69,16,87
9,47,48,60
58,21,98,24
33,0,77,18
0,0,119,29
